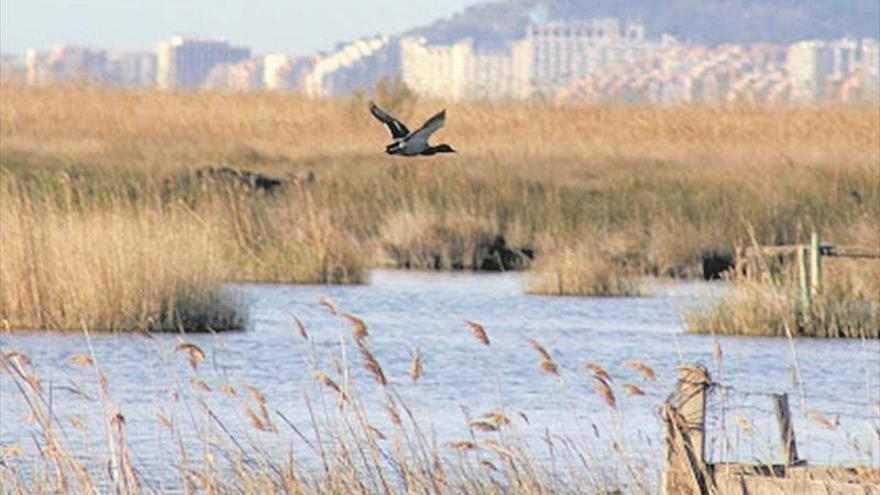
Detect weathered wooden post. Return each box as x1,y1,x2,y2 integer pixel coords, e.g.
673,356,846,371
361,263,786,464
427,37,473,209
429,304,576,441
809,231,821,297
797,245,812,327
772,393,800,466
662,365,712,495
677,365,709,460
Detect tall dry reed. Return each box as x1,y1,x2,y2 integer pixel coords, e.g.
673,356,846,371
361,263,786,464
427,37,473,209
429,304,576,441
0,171,243,331
686,253,880,338
1,83,877,320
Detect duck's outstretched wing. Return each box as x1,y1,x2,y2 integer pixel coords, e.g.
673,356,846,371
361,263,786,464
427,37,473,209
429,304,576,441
407,109,446,145
369,102,410,139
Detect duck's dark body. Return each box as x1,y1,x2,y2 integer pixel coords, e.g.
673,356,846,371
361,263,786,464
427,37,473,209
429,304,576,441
370,103,456,156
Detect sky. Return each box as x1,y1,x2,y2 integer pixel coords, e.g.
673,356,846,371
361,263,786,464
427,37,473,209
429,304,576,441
0,0,480,55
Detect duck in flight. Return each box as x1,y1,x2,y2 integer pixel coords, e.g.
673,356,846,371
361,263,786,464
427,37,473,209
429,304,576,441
369,102,456,156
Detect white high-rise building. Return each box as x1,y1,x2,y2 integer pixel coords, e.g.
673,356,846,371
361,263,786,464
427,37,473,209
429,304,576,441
829,38,859,78
400,37,532,101
859,38,879,74
105,52,156,87
204,58,264,91
400,37,470,100
26,45,107,85
303,36,397,97
156,36,250,89
787,40,834,102
526,18,650,96
25,50,47,85
263,54,314,91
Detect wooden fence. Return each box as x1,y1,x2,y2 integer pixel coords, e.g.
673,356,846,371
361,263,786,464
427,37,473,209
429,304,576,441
737,232,880,325
661,365,880,495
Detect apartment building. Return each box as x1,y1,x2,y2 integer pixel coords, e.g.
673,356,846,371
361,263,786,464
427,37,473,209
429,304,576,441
203,58,264,90
263,53,314,91
105,52,156,87
787,38,880,103
302,36,398,97
400,36,532,101
26,45,107,85
526,18,650,96
156,36,250,89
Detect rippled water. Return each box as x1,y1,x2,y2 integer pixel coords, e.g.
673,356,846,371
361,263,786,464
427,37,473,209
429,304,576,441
1,270,878,489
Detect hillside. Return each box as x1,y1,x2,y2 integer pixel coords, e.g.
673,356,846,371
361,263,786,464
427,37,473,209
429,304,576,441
409,0,880,46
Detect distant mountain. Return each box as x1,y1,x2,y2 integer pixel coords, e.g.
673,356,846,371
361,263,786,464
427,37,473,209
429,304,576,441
408,0,880,46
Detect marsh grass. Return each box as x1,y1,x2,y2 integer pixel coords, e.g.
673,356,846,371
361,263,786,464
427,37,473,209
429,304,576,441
686,255,880,338
1,84,878,328
0,170,363,331
0,172,244,332
376,209,498,270
525,233,642,296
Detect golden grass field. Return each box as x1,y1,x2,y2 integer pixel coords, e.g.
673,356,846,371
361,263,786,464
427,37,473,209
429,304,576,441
1,84,878,334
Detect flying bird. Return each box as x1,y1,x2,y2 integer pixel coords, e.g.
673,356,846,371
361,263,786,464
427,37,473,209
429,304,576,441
369,102,456,156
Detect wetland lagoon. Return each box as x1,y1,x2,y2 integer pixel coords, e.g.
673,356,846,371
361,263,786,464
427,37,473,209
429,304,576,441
1,86,879,493
1,271,878,493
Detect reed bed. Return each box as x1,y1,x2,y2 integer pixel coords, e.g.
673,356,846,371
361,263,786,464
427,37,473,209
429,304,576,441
0,170,363,331
1,84,878,329
0,172,243,332
685,255,880,338
524,232,642,296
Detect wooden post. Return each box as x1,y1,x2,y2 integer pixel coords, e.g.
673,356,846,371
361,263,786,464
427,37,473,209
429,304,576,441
797,245,811,327
809,232,821,297
662,365,712,495
773,393,800,466
676,365,710,461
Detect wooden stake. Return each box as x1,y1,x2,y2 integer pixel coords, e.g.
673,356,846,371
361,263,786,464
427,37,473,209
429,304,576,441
675,365,710,462
773,393,800,465
797,245,811,327
662,365,712,495
809,231,821,296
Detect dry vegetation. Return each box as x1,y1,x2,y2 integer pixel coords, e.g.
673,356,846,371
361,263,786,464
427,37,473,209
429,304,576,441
686,255,880,338
1,84,878,332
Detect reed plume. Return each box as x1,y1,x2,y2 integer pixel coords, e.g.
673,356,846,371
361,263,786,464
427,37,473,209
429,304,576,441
527,338,559,375
68,354,94,367
319,296,337,315
291,314,309,340
623,360,656,381
622,383,646,396
585,362,613,382
470,420,499,432
591,376,616,409
174,342,206,371
480,412,512,426
447,440,478,452
464,320,490,346
343,313,369,340
409,347,422,381
314,371,346,401
357,341,386,386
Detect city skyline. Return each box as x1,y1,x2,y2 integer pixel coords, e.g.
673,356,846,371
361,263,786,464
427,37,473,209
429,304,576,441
16,27,878,107
6,0,878,108
0,0,478,56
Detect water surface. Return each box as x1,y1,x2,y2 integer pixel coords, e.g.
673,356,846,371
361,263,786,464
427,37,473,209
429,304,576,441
1,270,877,488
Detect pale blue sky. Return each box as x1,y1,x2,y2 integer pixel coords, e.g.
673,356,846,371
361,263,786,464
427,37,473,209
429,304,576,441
0,0,479,55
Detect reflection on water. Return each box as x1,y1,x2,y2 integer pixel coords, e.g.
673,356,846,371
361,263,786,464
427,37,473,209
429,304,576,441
1,270,878,487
